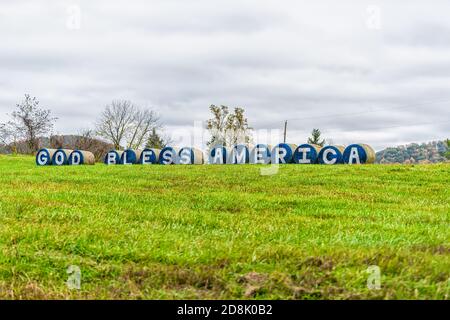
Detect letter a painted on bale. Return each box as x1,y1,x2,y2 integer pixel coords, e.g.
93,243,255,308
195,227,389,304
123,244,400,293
209,145,228,164
343,144,376,164
349,147,361,164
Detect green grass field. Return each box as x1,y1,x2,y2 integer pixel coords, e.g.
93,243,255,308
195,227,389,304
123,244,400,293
0,155,448,299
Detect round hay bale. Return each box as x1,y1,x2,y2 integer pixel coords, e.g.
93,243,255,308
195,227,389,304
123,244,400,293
293,144,322,164
229,144,252,164
318,145,345,165
208,145,231,164
104,150,123,165
36,148,57,166
250,144,272,164
179,147,204,165
68,150,95,165
159,146,180,165
120,149,143,165
271,143,297,164
343,144,376,164
139,148,160,164
51,149,73,166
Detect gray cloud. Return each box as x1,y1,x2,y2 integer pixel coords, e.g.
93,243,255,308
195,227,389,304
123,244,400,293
0,0,449,151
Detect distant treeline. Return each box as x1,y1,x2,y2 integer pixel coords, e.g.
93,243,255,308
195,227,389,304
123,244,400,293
376,140,448,164
0,134,113,162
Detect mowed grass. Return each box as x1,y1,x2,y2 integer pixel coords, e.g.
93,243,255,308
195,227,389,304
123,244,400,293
0,155,448,300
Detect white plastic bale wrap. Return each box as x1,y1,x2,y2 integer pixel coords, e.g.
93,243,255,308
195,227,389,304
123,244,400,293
208,145,232,164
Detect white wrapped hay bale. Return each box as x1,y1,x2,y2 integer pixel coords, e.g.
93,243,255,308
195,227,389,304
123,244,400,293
271,143,297,164
120,149,142,165
139,148,160,164
208,145,232,164
51,149,73,166
159,146,180,165
104,150,123,165
68,150,95,165
36,148,57,166
250,144,272,164
318,145,345,165
179,147,204,165
293,144,322,164
343,144,376,164
229,144,252,164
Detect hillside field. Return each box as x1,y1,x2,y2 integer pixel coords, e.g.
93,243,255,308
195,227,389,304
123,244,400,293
0,155,448,299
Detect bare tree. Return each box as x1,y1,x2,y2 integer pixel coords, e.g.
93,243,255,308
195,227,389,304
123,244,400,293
127,108,160,149
49,134,64,149
74,129,114,162
4,94,57,153
96,100,160,149
74,129,96,150
0,123,11,145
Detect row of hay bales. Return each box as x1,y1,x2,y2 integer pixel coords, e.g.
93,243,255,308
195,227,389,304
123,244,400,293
36,144,375,166
36,148,95,166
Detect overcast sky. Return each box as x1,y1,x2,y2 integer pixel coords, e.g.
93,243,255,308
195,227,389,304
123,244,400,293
0,0,449,150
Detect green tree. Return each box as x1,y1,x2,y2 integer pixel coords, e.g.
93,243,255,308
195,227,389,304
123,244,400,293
206,105,252,147
146,128,165,149
307,128,325,147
